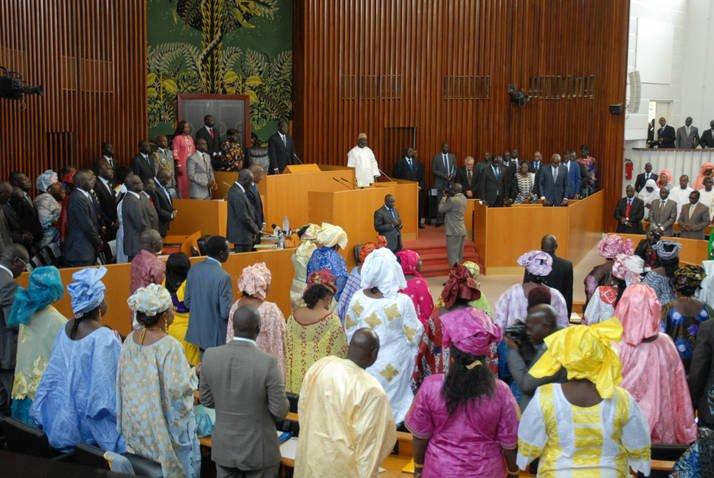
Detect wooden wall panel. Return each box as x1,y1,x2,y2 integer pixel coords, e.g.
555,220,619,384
293,0,630,229
0,0,146,185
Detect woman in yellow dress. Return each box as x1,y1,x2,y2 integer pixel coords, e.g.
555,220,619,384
290,224,321,310
285,270,347,394
165,253,200,365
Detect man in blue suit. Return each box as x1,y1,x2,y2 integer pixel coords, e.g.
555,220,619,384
562,151,582,199
538,154,568,206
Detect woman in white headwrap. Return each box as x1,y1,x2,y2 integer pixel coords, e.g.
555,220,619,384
344,248,423,424
117,284,200,478
637,179,660,219
33,170,64,248
583,253,644,325
290,224,320,309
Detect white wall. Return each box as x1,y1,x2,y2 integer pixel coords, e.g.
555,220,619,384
680,0,714,131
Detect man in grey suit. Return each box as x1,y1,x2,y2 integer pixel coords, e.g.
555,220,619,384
185,236,234,350
63,170,102,267
373,194,402,253
200,305,288,478
438,183,467,266
122,174,153,261
0,244,28,415
227,169,261,253
676,117,700,149
678,191,711,240
432,143,457,226
188,138,216,199
649,187,678,236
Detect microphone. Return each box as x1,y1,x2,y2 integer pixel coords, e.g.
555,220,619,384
338,177,356,188
378,168,395,182
332,177,351,189
292,153,302,164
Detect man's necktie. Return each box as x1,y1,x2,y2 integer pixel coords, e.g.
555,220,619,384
467,169,472,184
443,154,448,173
553,167,557,180
389,208,395,220
407,158,412,169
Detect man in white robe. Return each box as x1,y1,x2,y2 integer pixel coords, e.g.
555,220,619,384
347,133,380,188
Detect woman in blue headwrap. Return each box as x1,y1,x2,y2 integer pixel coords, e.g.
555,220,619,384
8,266,66,425
30,267,125,453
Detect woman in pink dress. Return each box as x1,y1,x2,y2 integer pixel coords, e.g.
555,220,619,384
171,120,195,198
397,249,434,327
616,283,697,445
406,306,519,478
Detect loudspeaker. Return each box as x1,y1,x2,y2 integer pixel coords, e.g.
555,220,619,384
609,103,624,115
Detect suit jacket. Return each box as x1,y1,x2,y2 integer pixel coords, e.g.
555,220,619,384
94,178,117,240
121,192,152,259
524,253,573,317
438,193,467,237
4,192,42,249
431,153,457,191
563,161,581,199
184,258,234,349
374,206,402,252
62,189,102,265
247,184,265,229
227,183,260,246
200,341,289,469
142,192,159,232
131,153,156,183
678,202,711,239
539,165,568,206
614,197,645,234
479,163,508,205
657,125,676,148
267,132,296,174
700,129,714,148
149,181,174,237
648,198,677,236
530,162,543,197
689,319,714,427
393,156,425,188
187,151,215,199
676,126,700,149
635,172,659,192
195,126,221,156
152,148,177,191
0,270,18,370
528,160,543,174
455,166,479,198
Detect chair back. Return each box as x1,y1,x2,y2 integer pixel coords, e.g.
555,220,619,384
1,417,60,459
180,230,202,257
74,443,164,477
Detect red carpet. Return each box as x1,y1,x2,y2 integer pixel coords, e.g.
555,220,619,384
403,226,480,277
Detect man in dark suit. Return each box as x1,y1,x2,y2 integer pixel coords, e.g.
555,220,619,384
185,236,234,351
562,152,582,199
393,147,425,228
0,243,28,416
195,114,221,158
634,162,658,192
122,173,153,261
149,169,176,237
530,151,544,197
700,120,714,148
479,155,508,206
432,143,456,225
247,165,266,245
131,140,156,185
62,170,102,266
93,160,117,242
531,235,573,317
0,183,14,252
200,305,288,478
538,154,568,206
267,120,297,174
5,172,42,253
455,156,479,199
614,185,645,233
96,141,116,180
656,116,676,149
227,169,261,252
374,194,402,253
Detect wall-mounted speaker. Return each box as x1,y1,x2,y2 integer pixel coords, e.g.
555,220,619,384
627,71,641,113
609,103,624,115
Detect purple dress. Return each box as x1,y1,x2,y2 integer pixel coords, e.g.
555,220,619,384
405,375,518,477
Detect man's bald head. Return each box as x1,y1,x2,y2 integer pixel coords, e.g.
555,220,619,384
250,164,265,183
541,234,557,253
347,328,380,369
140,229,163,254
526,304,558,344
232,305,261,339
0,243,29,278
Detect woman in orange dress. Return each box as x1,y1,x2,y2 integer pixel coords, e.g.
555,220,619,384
171,120,195,198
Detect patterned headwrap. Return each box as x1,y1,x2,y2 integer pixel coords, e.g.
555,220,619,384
7,266,64,327
67,266,107,317
462,261,481,279
441,307,501,357
295,224,321,260
307,269,337,294
238,262,272,300
359,242,377,263
615,284,661,346
673,265,706,293
127,283,172,317
36,170,58,194
518,250,553,277
598,234,634,260
440,263,481,309
360,247,406,299
530,318,624,399
612,253,644,285
316,223,348,249
396,249,421,276
653,240,681,261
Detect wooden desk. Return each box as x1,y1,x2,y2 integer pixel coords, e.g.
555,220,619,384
167,199,227,237
474,192,604,273
618,233,709,265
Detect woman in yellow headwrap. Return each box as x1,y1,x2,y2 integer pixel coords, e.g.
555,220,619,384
290,224,321,309
516,319,652,477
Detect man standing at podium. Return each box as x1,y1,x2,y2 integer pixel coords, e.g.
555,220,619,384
347,133,380,188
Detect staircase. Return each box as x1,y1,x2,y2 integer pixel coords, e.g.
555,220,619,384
403,226,480,278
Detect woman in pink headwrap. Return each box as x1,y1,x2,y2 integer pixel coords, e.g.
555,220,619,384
226,262,286,374
397,250,434,327
658,168,673,189
583,253,644,325
616,284,697,444
406,307,519,478
694,162,714,190
584,234,634,304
